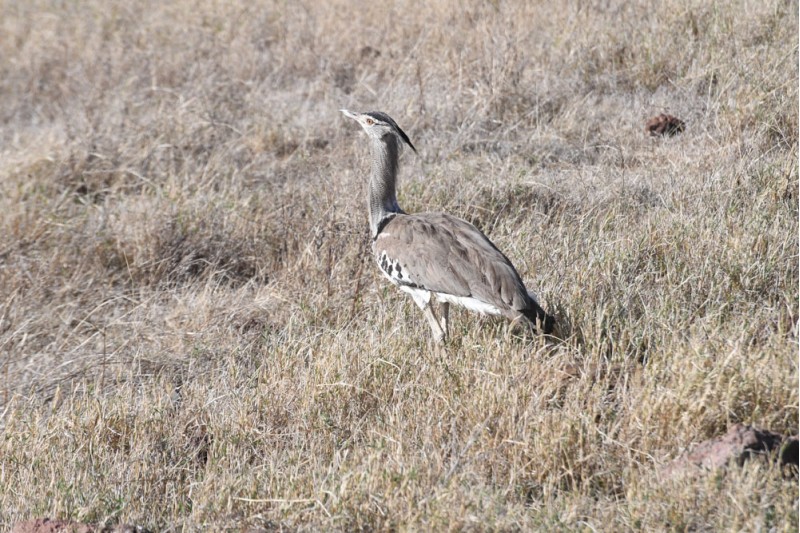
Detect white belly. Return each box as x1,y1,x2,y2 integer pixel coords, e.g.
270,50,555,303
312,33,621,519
434,292,502,316
396,283,502,316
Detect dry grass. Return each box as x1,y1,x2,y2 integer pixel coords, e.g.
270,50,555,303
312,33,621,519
0,0,797,530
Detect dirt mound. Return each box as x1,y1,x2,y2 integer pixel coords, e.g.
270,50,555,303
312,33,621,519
662,424,798,479
11,518,150,533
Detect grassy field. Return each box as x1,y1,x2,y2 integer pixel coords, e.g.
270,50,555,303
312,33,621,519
0,0,797,530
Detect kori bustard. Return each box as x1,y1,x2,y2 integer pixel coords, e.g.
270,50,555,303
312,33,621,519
341,109,555,342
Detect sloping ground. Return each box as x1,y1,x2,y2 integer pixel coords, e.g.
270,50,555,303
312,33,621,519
0,0,797,530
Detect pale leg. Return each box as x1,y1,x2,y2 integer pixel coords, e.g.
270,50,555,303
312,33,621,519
405,289,446,344
439,302,450,339
422,305,446,343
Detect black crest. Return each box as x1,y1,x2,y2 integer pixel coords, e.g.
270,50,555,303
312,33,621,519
365,111,417,153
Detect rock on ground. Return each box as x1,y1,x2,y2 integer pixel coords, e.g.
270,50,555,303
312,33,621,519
645,113,686,136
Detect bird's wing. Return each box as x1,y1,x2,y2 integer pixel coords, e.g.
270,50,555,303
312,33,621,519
374,213,533,315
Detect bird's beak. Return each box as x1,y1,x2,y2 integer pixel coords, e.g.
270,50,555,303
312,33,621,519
340,109,358,120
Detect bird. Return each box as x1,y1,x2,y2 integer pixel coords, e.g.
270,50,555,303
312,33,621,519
340,109,555,343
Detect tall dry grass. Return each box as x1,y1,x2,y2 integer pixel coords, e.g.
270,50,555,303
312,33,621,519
0,0,797,530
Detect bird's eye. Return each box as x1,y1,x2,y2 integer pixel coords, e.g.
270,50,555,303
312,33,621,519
365,118,374,125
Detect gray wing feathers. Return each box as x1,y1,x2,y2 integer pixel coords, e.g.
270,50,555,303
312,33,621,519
376,213,534,318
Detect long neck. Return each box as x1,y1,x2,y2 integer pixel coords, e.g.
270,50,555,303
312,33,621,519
368,134,403,237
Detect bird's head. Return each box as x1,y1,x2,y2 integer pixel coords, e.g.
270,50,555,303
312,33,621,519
340,109,416,153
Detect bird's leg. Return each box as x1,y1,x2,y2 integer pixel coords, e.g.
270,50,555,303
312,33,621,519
439,302,450,339
406,291,446,344
422,305,446,344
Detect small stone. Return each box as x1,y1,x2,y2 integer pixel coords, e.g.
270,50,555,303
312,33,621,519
646,113,686,136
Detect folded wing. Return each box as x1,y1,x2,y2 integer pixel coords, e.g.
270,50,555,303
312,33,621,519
375,212,537,321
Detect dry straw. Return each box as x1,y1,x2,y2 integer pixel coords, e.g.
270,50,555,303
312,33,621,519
0,0,797,530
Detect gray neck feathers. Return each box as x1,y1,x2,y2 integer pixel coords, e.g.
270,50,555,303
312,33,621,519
368,133,403,237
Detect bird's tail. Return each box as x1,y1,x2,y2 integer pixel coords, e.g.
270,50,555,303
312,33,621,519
522,298,556,335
